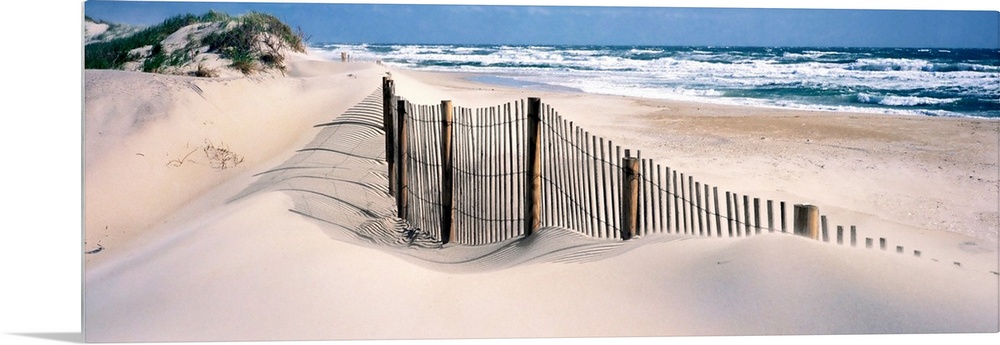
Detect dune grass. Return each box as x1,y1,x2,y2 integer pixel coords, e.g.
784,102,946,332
84,13,204,70
85,11,305,75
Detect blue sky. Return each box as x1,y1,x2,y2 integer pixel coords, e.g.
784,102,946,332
84,1,1000,48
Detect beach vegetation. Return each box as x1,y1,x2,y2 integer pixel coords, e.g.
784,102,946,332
201,11,306,74
85,14,203,70
85,11,305,76
194,63,219,78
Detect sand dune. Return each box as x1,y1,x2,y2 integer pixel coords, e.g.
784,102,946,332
83,51,998,342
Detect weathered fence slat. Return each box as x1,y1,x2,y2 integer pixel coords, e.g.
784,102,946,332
598,137,609,239
514,100,524,238
733,193,742,237
566,118,579,231
550,109,559,228
648,160,657,234
695,181,703,236
767,200,774,233
658,165,666,234
503,105,512,239
780,201,787,233
743,195,751,236
754,198,761,235
471,107,479,244
851,225,857,247
821,215,829,242
713,186,722,237
456,107,466,243
579,128,592,235
673,169,680,234
558,111,568,230
704,183,712,237
545,110,556,227
726,191,739,237
412,104,423,236
487,105,494,242
486,107,502,243
689,176,697,236
426,105,437,239
679,173,688,234
586,134,597,236
639,159,652,235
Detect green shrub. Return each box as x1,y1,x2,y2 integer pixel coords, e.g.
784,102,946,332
141,44,166,72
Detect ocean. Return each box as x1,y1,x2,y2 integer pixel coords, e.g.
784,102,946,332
313,44,1000,118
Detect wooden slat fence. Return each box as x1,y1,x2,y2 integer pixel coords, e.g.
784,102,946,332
381,78,855,246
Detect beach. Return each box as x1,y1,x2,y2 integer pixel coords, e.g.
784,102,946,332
82,52,999,341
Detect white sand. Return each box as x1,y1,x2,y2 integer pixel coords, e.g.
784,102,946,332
83,51,999,342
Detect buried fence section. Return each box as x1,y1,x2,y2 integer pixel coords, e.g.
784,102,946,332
451,100,532,244
403,102,444,241
540,107,625,238
382,86,868,247
452,105,474,244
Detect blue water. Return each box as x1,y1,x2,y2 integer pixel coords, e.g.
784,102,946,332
313,43,1000,118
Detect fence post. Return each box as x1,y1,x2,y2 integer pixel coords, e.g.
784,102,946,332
793,204,820,239
382,77,396,196
621,155,640,240
440,100,454,244
524,97,542,238
395,99,408,220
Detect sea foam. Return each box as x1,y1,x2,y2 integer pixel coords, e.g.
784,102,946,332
313,43,1000,118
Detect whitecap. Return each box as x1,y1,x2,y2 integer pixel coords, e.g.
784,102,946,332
857,93,960,106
